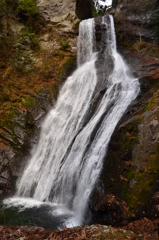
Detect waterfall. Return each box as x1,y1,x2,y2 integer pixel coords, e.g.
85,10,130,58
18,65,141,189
16,18,97,203
3,16,140,228
94,0,112,9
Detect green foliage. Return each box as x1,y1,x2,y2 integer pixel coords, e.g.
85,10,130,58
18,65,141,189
145,99,152,111
17,0,40,29
132,40,159,57
21,27,38,46
22,96,35,108
132,41,147,51
59,39,70,49
57,57,75,80
0,86,10,101
51,85,57,97
17,0,40,17
0,0,6,17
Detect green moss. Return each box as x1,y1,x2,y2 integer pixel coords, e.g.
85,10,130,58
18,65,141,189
145,99,152,111
22,96,35,108
144,91,159,112
0,86,10,101
121,153,159,214
20,27,38,46
0,205,37,226
51,85,57,98
111,118,156,215
57,56,76,81
119,121,140,155
99,117,143,219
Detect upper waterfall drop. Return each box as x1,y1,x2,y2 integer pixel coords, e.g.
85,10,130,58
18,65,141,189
94,0,112,10
3,15,140,229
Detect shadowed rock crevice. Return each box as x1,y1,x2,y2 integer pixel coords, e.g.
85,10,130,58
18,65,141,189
76,0,92,20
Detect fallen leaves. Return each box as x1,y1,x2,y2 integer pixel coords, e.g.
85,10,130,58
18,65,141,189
124,217,159,239
0,225,92,240
0,222,159,240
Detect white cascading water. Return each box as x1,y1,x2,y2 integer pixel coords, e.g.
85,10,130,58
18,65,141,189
4,16,140,227
94,0,112,7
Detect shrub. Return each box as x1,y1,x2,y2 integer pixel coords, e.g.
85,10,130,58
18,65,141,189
17,0,40,29
132,41,159,57
132,41,147,51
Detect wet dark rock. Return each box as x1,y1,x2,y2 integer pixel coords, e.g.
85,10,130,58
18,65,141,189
112,0,119,8
0,94,53,196
112,0,158,44
90,191,129,226
76,0,92,20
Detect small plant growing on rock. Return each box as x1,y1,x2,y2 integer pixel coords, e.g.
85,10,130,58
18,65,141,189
20,27,38,46
59,39,70,49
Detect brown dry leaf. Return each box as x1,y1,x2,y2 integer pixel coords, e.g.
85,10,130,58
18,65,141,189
76,234,82,240
49,232,54,238
81,230,86,239
120,175,128,182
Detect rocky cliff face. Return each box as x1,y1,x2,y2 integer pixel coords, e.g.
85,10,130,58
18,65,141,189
113,0,158,43
90,0,159,227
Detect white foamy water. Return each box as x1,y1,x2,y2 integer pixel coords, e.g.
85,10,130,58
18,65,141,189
94,0,112,9
3,16,139,228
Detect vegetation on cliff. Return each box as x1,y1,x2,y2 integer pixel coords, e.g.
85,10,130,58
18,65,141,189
17,0,40,28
